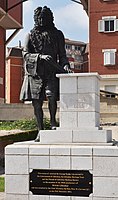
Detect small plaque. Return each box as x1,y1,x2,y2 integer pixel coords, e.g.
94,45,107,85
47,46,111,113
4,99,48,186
30,169,93,196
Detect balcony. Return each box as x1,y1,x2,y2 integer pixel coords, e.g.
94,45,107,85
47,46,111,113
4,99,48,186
0,6,22,29
0,7,6,20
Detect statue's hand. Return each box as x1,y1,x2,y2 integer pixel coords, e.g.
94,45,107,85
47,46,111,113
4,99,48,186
63,64,73,73
40,55,52,61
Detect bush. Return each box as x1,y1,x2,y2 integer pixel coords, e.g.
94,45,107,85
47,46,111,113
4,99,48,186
0,119,37,130
0,118,59,131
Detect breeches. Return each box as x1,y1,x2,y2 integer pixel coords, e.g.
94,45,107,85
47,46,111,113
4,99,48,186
41,76,59,101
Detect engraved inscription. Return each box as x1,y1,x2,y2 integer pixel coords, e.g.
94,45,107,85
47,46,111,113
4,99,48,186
61,94,94,110
30,169,93,196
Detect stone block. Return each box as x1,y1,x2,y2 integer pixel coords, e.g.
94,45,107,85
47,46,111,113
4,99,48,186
93,146,118,156
77,93,99,112
5,144,29,155
60,111,78,128
5,175,29,194
5,194,28,200
29,156,49,169
78,76,99,94
50,146,70,155
50,156,70,169
71,157,92,170
71,146,92,156
5,155,28,174
72,197,92,200
50,196,71,200
93,177,118,198
40,130,73,143
60,93,99,112
60,94,78,111
73,130,112,143
93,157,118,176
93,198,117,200
78,111,100,127
29,145,49,155
29,195,50,200
60,76,77,94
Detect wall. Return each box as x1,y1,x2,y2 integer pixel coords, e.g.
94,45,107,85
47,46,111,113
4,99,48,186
0,0,23,102
100,74,118,93
7,0,22,25
0,99,117,125
89,0,118,74
0,27,5,103
0,0,7,10
100,95,118,124
0,102,59,121
6,56,23,103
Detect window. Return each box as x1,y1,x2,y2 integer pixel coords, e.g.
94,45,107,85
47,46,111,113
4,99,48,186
74,55,83,62
105,85,116,98
102,49,116,66
75,46,81,51
98,16,118,32
105,20,114,31
74,64,81,70
65,44,72,50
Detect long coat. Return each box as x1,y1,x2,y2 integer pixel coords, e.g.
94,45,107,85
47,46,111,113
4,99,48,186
20,53,43,100
20,29,69,101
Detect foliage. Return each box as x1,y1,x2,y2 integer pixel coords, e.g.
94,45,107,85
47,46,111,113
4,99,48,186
0,118,37,130
0,118,59,131
0,177,4,192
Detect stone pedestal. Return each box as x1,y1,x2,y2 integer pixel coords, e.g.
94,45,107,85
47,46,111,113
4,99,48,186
5,73,118,200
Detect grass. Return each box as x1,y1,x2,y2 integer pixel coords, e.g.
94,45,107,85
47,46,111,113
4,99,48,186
0,118,51,142
0,118,51,131
0,118,37,131
0,177,4,192
0,118,58,131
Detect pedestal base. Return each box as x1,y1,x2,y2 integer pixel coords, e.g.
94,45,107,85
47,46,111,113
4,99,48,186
5,141,118,200
39,128,112,144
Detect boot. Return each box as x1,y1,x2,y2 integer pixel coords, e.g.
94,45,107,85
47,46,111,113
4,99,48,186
35,131,40,142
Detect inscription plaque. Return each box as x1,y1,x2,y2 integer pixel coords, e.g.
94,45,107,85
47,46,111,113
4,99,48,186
30,169,93,196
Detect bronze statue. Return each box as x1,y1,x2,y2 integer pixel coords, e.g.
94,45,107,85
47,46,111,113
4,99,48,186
20,6,70,141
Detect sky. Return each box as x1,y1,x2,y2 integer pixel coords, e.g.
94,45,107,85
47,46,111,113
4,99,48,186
6,0,89,47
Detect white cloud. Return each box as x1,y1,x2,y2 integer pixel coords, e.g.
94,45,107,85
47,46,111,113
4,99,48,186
54,3,89,41
55,3,88,28
23,0,33,14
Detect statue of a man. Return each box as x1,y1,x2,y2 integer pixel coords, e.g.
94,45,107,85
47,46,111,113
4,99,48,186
20,6,70,141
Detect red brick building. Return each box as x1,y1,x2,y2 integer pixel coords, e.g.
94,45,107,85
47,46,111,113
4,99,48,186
6,47,23,103
0,0,23,103
65,39,88,72
81,0,118,94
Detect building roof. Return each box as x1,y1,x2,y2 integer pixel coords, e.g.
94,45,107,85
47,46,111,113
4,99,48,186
7,47,22,58
80,0,88,14
65,38,86,46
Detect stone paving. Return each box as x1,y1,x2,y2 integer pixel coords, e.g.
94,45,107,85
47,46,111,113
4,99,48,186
0,193,4,200
0,168,5,200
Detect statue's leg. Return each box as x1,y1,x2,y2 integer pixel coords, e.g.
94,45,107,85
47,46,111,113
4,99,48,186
46,77,59,130
32,99,44,142
48,96,57,129
32,99,44,130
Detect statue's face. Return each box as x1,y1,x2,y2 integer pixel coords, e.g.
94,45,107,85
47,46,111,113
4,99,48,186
37,13,47,27
34,7,53,28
